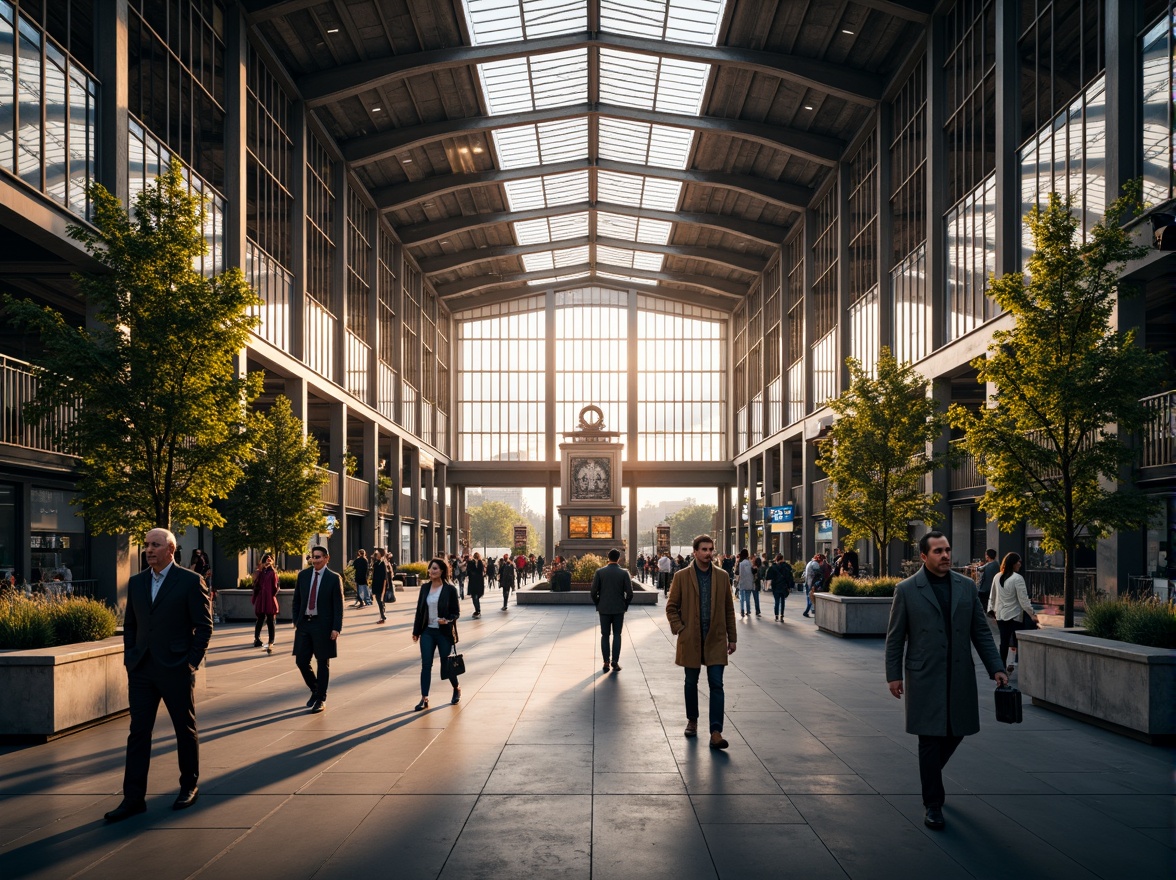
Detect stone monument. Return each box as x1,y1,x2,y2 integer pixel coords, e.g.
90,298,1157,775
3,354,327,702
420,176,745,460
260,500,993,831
556,405,625,562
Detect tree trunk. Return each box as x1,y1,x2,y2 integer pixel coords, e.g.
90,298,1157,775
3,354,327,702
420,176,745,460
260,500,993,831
1063,542,1076,629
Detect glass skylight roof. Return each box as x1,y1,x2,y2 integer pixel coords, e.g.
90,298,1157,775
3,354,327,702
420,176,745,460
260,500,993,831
600,0,727,45
464,0,586,45
514,212,590,244
598,212,674,245
479,49,588,114
521,245,590,273
492,118,589,170
504,171,590,210
599,49,710,115
598,271,657,286
597,170,682,210
598,118,695,169
527,271,591,286
597,245,666,272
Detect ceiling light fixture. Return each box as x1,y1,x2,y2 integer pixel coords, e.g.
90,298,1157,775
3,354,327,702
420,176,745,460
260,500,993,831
842,29,854,34
401,157,413,164
804,105,814,110
326,27,339,34
458,147,470,154
472,146,483,154
372,106,382,112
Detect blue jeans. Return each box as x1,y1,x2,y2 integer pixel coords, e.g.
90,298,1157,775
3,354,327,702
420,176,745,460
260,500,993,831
419,627,458,697
739,589,752,614
684,665,725,733
357,583,371,603
752,589,761,613
804,588,814,614
774,593,787,616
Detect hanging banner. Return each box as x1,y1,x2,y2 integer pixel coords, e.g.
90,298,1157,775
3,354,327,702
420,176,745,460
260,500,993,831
656,525,671,554
513,524,529,547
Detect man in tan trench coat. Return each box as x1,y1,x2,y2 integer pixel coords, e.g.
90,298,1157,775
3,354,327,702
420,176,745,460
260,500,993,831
666,534,737,750
885,531,1006,831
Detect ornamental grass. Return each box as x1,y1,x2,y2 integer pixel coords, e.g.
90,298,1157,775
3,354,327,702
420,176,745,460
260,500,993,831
0,593,117,649
1083,595,1176,649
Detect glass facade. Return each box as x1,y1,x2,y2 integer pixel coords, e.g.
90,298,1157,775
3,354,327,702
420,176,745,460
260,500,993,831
946,173,997,340
1141,7,1176,205
556,288,628,448
847,133,878,373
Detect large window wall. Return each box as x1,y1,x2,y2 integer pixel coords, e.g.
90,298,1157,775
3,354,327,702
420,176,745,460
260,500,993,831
847,132,879,375
785,234,805,426
1141,4,1176,206
890,55,930,366
456,289,725,464
305,132,335,382
810,189,838,409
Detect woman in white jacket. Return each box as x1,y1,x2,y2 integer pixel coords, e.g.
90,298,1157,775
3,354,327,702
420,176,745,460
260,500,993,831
987,552,1038,673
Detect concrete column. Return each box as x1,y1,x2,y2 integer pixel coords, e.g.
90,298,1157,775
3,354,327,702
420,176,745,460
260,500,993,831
362,419,379,550
545,291,557,460
409,446,421,562
627,290,639,463
719,484,730,553
423,461,435,560
95,0,128,206
748,457,759,555
545,484,555,561
929,378,952,536
389,435,403,563
802,438,818,559
328,402,347,564
435,462,447,555
1103,0,1141,203
284,376,308,432
736,463,746,551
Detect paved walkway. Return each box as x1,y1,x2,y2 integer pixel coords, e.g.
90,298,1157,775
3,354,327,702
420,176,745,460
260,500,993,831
0,591,1171,880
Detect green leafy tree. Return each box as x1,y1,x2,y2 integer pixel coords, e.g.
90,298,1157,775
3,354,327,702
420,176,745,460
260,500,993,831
666,502,717,547
469,501,520,549
949,188,1166,627
218,396,328,557
3,160,261,536
818,348,948,575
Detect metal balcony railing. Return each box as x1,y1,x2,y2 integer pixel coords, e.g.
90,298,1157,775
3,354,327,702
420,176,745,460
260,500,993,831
319,468,340,507
811,478,829,515
1141,390,1175,469
1,354,77,455
949,439,984,491
345,475,369,511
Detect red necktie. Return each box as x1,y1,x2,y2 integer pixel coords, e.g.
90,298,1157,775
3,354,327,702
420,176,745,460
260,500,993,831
308,570,320,614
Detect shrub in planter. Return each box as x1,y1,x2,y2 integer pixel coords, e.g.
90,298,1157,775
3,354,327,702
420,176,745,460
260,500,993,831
570,554,607,583
1085,596,1176,649
791,561,807,582
826,577,898,598
398,562,429,578
829,576,860,595
237,570,302,591
0,594,117,649
863,577,899,597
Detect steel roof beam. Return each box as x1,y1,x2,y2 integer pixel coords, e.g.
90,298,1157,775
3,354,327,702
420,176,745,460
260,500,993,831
373,158,813,213
418,236,766,275
298,32,882,108
435,263,746,299
851,1,934,23
342,103,843,168
441,280,738,313
397,201,786,247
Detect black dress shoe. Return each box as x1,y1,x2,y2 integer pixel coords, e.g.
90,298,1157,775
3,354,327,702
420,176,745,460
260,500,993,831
173,788,199,810
305,694,317,708
309,700,325,713
104,799,147,822
924,806,945,830
414,698,429,711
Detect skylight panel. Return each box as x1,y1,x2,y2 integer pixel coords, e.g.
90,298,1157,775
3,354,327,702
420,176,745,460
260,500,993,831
522,245,590,272
599,49,710,115
598,118,694,169
598,245,665,272
513,212,590,245
492,118,589,169
598,270,657,286
597,212,673,244
597,170,682,210
600,0,727,46
504,171,589,210
478,49,588,115
464,0,586,46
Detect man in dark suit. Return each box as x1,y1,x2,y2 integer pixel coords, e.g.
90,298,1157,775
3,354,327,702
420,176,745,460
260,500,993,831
590,548,635,672
105,527,212,822
370,547,390,623
292,545,344,713
885,531,1007,831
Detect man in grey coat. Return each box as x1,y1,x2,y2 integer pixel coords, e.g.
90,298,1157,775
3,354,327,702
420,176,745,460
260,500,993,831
885,531,1007,831
591,548,634,672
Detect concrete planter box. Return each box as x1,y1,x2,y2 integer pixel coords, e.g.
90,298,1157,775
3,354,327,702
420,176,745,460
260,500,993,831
518,583,659,606
1016,628,1176,743
813,593,892,637
0,637,206,741
219,588,296,622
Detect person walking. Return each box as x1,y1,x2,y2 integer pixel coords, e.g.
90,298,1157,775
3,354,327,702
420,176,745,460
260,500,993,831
976,548,1000,611
666,534,737,750
987,552,1037,672
104,528,212,822
498,553,515,608
591,549,634,672
411,557,462,710
486,556,497,590
802,553,823,617
466,552,485,618
767,554,794,620
885,531,1007,831
736,548,754,618
658,550,673,596
352,549,370,608
371,548,391,623
636,552,647,584
292,546,344,714
455,554,466,599
251,553,279,653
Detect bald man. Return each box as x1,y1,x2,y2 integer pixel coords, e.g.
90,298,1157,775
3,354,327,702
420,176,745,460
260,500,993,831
105,528,212,822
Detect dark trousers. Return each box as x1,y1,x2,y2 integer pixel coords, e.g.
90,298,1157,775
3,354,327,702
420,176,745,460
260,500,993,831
501,584,512,607
419,626,458,696
997,618,1019,665
294,622,333,700
254,613,275,644
917,734,964,807
773,593,787,616
373,585,387,619
659,572,671,594
470,592,481,613
684,665,725,733
123,661,198,801
599,612,624,663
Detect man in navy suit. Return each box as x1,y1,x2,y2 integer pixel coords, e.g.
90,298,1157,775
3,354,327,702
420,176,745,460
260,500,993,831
105,527,212,822
292,545,344,713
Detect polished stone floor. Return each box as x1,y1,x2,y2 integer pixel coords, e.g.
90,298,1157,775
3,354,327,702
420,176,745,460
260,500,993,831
0,588,1172,880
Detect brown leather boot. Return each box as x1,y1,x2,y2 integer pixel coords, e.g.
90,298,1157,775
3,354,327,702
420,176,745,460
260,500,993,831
684,719,698,737
709,731,729,750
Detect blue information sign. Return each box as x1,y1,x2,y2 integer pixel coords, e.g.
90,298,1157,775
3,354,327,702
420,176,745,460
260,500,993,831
764,505,795,524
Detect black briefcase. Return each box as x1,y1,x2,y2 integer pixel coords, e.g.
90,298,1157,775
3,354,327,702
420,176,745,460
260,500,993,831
994,684,1023,724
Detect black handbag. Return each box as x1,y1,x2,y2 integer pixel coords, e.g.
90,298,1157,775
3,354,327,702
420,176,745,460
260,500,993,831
447,622,465,676
994,684,1023,724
